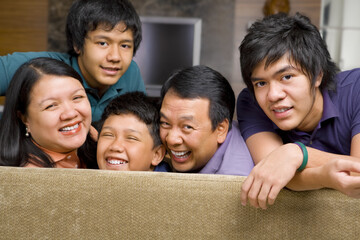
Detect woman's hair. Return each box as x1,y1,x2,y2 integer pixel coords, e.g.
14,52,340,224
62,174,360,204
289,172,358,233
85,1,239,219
0,57,97,168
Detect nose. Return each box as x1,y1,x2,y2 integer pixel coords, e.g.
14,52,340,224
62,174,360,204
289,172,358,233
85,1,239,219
165,128,183,147
109,138,125,153
60,102,78,121
107,45,121,62
267,81,286,102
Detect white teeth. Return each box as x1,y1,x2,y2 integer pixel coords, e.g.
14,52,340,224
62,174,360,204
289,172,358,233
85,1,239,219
108,159,127,165
60,123,79,132
274,107,291,113
171,150,189,158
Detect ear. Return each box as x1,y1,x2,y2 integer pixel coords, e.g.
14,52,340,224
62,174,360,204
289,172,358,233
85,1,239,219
314,71,323,88
74,45,81,55
151,144,166,167
18,111,30,132
216,119,229,144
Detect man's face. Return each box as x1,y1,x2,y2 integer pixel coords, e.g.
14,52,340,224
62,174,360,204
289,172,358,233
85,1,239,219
76,22,134,96
97,114,163,171
251,55,323,132
159,91,227,172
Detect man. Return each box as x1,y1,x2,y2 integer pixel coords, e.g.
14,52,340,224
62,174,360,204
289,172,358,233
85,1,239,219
159,65,254,175
0,0,145,122
237,13,360,209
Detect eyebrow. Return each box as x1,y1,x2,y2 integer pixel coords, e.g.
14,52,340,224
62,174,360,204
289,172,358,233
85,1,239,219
102,126,142,135
160,112,194,121
251,65,296,82
92,35,134,43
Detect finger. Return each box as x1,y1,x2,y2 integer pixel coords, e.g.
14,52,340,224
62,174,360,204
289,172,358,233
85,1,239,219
257,183,272,209
338,159,360,173
240,175,254,206
267,184,282,206
247,178,263,208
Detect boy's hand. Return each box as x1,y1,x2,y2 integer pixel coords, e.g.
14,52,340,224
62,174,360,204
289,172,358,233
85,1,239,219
240,143,302,209
89,125,98,142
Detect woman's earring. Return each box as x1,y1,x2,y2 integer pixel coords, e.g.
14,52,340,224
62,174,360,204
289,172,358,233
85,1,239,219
25,127,30,137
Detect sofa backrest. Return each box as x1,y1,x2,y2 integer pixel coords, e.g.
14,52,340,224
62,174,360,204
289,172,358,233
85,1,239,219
0,166,359,239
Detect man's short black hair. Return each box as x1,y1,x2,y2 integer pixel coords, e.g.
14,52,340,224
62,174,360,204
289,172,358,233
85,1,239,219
160,65,235,131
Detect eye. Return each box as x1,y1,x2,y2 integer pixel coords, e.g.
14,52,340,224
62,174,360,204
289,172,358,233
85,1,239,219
160,121,170,129
44,102,57,110
254,81,266,88
183,125,194,131
73,95,85,101
44,104,55,110
100,131,114,138
282,75,292,81
127,135,139,141
97,41,108,47
121,44,132,49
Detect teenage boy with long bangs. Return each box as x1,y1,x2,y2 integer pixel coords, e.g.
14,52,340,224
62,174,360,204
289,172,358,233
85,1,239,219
0,0,145,122
237,13,360,210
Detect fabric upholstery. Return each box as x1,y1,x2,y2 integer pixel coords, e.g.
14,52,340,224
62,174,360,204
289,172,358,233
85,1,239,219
0,166,359,239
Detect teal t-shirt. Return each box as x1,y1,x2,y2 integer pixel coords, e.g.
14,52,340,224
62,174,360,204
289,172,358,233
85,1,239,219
0,52,146,122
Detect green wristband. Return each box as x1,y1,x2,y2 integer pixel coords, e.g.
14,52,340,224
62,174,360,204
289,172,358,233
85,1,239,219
294,142,308,171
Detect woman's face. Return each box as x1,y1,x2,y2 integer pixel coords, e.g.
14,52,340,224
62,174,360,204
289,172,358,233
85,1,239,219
23,75,91,153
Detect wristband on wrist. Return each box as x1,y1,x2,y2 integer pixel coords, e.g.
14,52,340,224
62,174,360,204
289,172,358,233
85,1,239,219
294,142,308,171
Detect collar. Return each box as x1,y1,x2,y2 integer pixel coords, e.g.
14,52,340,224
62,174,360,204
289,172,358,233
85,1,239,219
198,123,234,174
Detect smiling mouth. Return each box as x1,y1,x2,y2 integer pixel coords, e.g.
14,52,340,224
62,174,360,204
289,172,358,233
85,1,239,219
273,107,292,113
101,66,121,72
171,150,191,159
59,123,79,132
107,159,127,165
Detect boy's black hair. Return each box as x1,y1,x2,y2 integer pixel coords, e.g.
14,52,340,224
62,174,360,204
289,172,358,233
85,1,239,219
160,65,235,131
66,0,142,56
240,12,339,94
97,92,162,148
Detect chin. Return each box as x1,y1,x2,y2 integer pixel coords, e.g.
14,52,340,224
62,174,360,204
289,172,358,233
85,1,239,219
172,164,192,173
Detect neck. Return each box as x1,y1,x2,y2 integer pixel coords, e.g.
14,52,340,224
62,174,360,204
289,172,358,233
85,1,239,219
296,88,323,132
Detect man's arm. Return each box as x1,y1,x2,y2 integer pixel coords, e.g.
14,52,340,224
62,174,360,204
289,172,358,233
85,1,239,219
288,133,360,191
241,132,360,209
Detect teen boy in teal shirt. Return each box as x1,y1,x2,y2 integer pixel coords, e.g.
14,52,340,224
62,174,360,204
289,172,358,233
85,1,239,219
0,0,145,122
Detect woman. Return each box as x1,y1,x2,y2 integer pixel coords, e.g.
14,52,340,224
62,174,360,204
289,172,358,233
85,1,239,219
0,57,97,168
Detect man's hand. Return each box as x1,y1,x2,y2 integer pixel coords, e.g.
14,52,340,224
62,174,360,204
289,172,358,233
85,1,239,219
240,143,302,209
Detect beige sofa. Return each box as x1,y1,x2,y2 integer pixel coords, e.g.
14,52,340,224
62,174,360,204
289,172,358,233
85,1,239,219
0,166,359,239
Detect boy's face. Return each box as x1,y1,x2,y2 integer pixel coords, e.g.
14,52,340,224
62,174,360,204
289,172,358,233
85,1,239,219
97,114,162,171
76,22,134,96
159,91,227,172
251,55,323,132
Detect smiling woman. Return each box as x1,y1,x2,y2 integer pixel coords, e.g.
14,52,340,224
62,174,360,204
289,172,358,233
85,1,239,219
0,57,97,168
